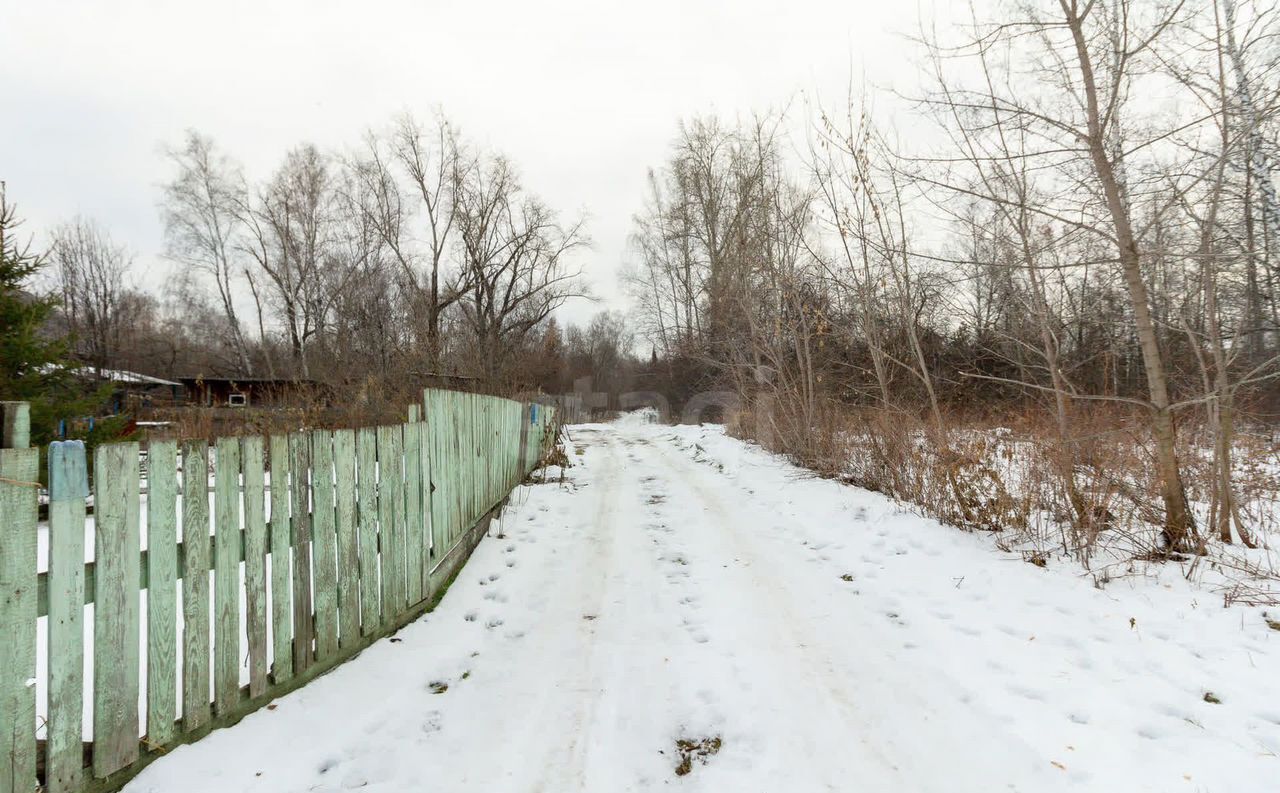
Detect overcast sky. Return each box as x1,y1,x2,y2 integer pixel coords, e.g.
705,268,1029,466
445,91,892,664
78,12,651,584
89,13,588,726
2,0,932,325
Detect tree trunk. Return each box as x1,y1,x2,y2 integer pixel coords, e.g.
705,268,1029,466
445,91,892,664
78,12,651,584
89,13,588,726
1062,1,1197,550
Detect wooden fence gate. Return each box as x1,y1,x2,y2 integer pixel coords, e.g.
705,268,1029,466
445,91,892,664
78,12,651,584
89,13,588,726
0,390,556,793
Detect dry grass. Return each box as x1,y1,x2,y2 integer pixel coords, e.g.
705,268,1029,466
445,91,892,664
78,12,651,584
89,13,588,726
729,395,1279,590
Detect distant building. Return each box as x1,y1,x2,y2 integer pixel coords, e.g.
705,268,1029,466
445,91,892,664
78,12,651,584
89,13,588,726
51,367,184,438
179,376,328,409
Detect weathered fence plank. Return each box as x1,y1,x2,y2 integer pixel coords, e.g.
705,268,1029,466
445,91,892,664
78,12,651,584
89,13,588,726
241,436,269,699
144,439,178,748
93,442,142,776
332,429,360,648
290,432,314,673
419,415,434,576
426,391,444,566
181,440,211,732
403,422,424,605
213,438,241,715
311,430,339,661
376,425,404,620
356,428,380,636
268,435,293,683
0,437,37,793
46,442,87,793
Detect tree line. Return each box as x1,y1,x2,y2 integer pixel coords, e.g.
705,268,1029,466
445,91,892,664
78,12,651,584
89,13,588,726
0,114,643,446
626,0,1280,556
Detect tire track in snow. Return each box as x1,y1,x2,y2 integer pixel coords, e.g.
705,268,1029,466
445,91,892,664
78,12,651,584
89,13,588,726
635,425,1064,792
627,428,897,789
530,430,622,793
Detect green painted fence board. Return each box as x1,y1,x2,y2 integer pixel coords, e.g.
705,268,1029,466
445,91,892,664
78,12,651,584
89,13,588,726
213,439,241,716
144,440,178,748
47,441,87,793
0,444,38,793
403,422,424,605
388,426,408,613
375,425,403,621
268,436,293,684
455,396,465,543
181,441,211,732
355,429,380,636
418,418,433,586
426,391,445,567
289,433,314,674
93,442,142,776
310,430,339,661
241,437,268,699
332,430,360,648
420,414,435,573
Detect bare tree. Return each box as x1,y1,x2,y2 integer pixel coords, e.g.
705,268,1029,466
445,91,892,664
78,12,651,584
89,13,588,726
348,113,472,370
50,218,134,372
240,144,356,377
161,131,254,373
455,154,588,378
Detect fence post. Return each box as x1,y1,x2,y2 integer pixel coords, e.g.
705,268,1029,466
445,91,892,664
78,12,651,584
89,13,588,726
1,401,31,450
0,402,38,793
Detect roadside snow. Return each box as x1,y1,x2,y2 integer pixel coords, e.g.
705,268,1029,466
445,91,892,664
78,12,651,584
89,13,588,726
123,416,1280,792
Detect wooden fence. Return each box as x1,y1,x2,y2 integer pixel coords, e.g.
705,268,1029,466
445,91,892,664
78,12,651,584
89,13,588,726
0,390,556,793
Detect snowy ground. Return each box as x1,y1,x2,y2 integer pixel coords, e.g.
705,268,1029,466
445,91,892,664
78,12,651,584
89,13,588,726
123,414,1280,792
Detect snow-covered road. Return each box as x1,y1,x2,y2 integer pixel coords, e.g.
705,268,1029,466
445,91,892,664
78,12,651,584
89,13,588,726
126,416,1280,792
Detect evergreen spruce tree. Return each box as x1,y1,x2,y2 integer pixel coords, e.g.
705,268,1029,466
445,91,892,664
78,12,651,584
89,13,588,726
0,184,120,448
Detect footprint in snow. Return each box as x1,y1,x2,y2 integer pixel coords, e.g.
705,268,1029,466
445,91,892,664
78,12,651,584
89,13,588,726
419,711,445,731
1008,684,1046,702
